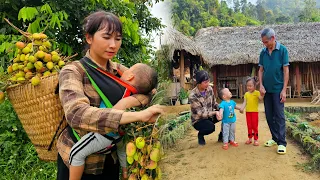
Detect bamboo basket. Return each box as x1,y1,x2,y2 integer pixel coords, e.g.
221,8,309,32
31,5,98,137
6,74,66,161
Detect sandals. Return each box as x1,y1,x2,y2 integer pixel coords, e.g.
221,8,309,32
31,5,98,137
277,145,286,155
245,139,252,144
230,141,239,147
264,139,277,147
222,143,228,150
253,141,259,146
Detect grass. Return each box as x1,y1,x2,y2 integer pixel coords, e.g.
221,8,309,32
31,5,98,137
0,100,56,180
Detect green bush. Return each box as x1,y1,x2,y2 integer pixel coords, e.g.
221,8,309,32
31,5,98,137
0,100,56,179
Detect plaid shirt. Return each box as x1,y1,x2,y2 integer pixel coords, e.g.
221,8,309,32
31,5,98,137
189,85,218,125
57,51,148,174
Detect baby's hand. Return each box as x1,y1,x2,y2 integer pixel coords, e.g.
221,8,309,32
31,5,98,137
216,113,222,120
239,109,244,114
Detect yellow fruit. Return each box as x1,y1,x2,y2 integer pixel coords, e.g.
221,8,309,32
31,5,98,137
127,156,134,164
39,33,47,39
34,61,43,70
7,66,13,73
20,54,26,61
27,62,34,70
145,160,157,170
24,67,31,73
17,49,21,54
126,142,136,157
43,71,51,77
32,33,41,40
9,76,17,82
52,54,60,62
31,76,40,86
16,71,25,78
36,51,45,59
36,73,42,77
24,54,30,61
128,174,137,180
43,41,52,48
51,51,58,56
27,43,33,48
0,91,5,104
156,167,162,179
44,54,52,62
25,72,33,79
133,152,141,161
58,60,65,67
34,40,42,45
28,55,36,63
12,63,19,71
46,61,54,70
153,141,161,149
139,168,146,176
22,47,31,54
18,65,25,70
16,42,25,49
150,148,160,162
131,168,138,174
139,155,146,167
37,67,46,73
135,137,145,149
17,77,26,83
141,174,149,180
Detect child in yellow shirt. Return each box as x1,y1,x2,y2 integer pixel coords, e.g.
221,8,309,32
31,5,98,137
241,77,264,146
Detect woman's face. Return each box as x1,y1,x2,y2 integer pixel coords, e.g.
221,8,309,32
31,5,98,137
86,27,122,60
199,80,210,90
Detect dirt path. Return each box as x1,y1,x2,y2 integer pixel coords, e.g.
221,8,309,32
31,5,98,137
161,102,320,180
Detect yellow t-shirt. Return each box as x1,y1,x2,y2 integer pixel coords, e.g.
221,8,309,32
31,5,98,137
244,90,260,112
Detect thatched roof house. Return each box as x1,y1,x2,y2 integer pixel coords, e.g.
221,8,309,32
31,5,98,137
164,27,201,60
194,23,320,66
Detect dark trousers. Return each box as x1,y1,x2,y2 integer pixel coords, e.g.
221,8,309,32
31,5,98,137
193,118,216,138
57,153,120,180
264,93,287,146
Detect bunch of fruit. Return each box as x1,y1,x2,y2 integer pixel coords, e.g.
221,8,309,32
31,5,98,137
125,121,163,180
7,33,65,86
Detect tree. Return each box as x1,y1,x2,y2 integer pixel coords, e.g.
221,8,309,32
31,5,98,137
0,0,164,68
233,0,241,13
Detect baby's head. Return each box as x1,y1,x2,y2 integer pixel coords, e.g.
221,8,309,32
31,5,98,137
121,63,158,95
246,77,257,92
218,88,232,101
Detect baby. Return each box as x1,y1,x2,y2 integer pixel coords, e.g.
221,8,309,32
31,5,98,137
69,63,158,180
217,88,243,150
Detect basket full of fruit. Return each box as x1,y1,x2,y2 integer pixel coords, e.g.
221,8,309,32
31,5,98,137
2,18,75,161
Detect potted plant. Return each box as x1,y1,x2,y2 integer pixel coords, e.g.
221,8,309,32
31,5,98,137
178,88,189,105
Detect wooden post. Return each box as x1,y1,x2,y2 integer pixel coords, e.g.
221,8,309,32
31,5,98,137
190,58,194,88
295,63,301,97
212,66,218,97
180,50,185,89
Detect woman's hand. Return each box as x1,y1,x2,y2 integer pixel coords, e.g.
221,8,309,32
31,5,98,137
139,104,164,123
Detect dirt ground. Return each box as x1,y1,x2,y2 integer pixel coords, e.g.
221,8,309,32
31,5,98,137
160,101,320,180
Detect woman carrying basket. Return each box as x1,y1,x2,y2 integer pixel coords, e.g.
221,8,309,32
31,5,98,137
56,11,163,180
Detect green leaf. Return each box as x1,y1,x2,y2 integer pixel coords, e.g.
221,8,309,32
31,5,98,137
40,3,52,14
25,7,39,21
18,7,27,21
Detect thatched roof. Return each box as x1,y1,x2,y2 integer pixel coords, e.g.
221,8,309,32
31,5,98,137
164,27,201,60
194,23,320,66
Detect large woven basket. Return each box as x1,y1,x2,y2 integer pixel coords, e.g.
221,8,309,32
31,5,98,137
6,74,66,161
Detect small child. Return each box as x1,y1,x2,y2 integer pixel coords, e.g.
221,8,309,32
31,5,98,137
241,77,264,146
217,88,243,150
69,63,158,180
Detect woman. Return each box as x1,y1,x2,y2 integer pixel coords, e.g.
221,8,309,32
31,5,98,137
57,11,163,179
189,70,220,145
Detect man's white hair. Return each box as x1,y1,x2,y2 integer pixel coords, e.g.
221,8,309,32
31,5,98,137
261,28,275,39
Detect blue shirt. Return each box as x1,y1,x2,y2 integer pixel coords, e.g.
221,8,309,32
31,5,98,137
219,100,236,123
259,42,289,93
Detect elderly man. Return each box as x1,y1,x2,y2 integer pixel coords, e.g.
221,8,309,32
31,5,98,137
189,70,221,145
258,28,289,154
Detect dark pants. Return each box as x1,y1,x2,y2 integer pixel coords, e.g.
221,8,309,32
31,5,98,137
57,153,120,180
264,92,287,146
193,118,216,139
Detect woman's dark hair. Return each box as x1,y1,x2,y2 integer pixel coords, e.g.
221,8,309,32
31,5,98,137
83,11,122,37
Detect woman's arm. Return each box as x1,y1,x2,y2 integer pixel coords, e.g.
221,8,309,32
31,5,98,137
189,93,216,120
59,64,162,134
